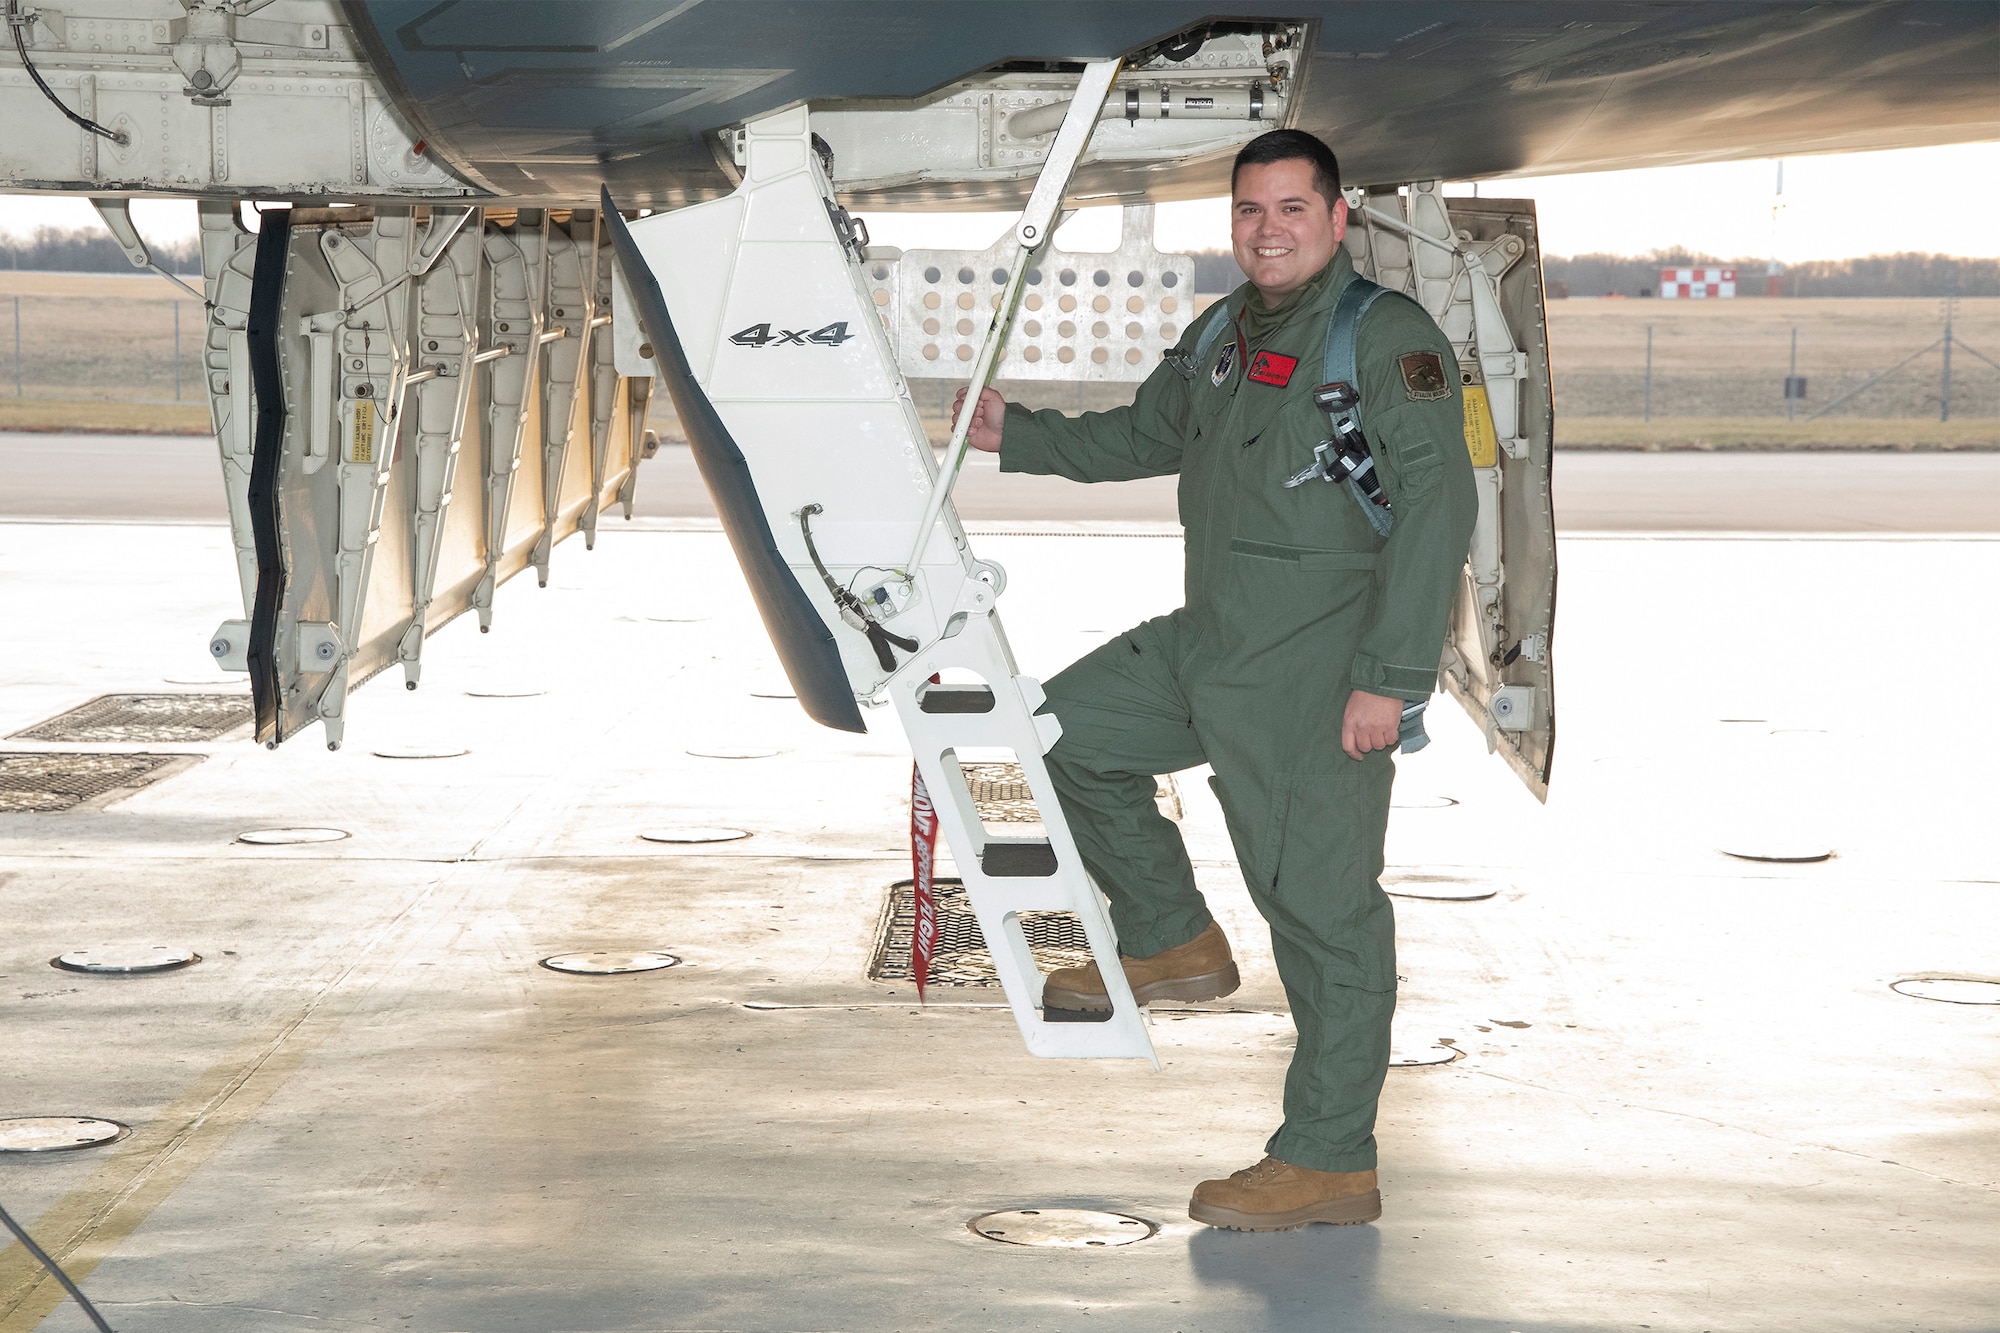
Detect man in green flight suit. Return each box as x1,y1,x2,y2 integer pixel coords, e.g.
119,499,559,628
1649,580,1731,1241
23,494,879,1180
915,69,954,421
955,129,1477,1231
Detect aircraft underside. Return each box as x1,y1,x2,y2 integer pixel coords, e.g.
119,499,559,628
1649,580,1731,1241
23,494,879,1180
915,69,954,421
0,0,1991,1059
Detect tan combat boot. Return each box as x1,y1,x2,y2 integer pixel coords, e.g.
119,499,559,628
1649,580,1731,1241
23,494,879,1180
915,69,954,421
1041,921,1239,1013
1188,1157,1382,1231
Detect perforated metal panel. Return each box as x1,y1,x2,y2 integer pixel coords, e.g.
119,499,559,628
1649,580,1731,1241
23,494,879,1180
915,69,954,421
869,878,1091,987
0,754,182,813
865,205,1196,382
10,694,251,743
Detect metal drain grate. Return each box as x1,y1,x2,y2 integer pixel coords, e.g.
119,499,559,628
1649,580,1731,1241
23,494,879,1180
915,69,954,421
959,762,1179,824
0,754,182,813
10,693,251,744
962,762,1042,824
869,878,1094,987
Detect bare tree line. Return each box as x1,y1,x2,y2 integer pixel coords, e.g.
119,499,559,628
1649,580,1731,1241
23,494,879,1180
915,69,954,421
1188,247,1999,298
1,225,200,275
3,221,1993,298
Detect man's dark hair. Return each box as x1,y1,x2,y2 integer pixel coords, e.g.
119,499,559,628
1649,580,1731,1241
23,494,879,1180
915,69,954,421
1231,129,1342,208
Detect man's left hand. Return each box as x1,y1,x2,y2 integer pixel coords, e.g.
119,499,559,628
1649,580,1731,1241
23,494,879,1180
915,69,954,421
1341,689,1403,761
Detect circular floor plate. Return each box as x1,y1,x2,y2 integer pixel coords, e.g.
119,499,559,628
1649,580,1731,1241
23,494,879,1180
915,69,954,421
0,1117,129,1153
1391,796,1460,809
1383,873,1500,902
968,1208,1157,1248
640,827,750,845
238,827,349,845
685,746,781,760
52,946,200,975
1721,845,1835,864
465,687,546,698
371,745,470,759
540,950,681,975
1891,977,2000,1005
1390,1042,1464,1067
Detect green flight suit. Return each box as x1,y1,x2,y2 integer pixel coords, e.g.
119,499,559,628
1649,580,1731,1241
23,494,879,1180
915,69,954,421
999,249,1477,1172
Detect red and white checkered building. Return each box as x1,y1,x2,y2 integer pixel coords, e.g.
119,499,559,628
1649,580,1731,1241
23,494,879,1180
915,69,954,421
1658,268,1736,298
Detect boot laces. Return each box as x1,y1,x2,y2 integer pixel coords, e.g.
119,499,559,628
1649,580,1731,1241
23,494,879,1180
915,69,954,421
1237,1156,1288,1185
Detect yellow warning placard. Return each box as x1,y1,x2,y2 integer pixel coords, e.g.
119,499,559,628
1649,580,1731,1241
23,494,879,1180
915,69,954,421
1461,383,1499,467
350,400,375,464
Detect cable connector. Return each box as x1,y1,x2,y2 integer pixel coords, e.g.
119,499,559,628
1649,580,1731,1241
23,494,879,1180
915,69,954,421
8,0,131,145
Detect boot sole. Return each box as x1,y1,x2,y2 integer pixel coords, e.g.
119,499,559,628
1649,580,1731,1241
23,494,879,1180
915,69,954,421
1042,962,1242,1015
1188,1188,1382,1232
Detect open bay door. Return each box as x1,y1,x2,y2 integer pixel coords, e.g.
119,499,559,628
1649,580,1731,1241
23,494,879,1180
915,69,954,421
1344,184,1558,800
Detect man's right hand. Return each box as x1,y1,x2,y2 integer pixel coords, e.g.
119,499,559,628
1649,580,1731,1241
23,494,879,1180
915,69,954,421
952,385,1007,453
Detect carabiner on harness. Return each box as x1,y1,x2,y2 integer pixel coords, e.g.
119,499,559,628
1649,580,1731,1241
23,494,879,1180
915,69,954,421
797,503,919,672
1283,382,1394,537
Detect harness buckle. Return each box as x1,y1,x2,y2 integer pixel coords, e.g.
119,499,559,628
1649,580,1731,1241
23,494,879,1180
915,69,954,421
1311,381,1358,414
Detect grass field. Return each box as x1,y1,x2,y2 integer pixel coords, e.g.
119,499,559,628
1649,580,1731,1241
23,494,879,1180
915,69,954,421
1545,295,2000,424
3,271,1993,447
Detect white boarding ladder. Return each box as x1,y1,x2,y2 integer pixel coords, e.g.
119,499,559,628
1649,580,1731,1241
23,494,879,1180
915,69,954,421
609,87,1155,1064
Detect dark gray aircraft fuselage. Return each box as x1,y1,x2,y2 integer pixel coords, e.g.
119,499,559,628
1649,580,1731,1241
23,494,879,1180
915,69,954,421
346,0,2000,209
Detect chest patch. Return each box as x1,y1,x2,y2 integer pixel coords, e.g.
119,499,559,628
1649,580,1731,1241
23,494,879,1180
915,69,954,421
1398,350,1451,401
1211,339,1237,387
1247,351,1297,387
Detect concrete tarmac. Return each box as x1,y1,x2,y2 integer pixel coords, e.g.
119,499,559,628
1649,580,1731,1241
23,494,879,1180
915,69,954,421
4,431,2000,530
1,513,1996,1332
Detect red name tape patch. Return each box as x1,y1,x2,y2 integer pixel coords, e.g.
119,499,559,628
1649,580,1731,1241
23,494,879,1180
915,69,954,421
1247,351,1297,387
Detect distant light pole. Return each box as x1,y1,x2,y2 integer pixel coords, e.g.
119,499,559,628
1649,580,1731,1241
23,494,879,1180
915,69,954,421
173,301,182,402
12,296,19,399
1766,160,1786,298
1643,324,1653,422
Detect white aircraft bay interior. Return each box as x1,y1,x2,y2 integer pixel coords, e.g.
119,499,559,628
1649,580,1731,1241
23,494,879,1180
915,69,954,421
2,0,1996,1059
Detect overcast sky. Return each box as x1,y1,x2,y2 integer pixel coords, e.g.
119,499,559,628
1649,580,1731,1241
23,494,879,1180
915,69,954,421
3,141,1995,262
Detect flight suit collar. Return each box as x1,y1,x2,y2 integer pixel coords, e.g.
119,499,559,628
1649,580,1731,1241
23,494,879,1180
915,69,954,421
1214,249,1355,445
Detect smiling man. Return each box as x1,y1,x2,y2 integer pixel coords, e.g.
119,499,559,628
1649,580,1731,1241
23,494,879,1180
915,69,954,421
956,129,1477,1231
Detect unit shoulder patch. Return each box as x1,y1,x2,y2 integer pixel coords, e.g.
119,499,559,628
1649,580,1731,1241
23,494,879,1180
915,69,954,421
1397,350,1451,401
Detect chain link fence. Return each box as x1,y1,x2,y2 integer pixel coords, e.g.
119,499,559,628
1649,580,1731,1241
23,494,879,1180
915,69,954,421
4,284,203,405
5,276,1995,445
1546,297,1999,424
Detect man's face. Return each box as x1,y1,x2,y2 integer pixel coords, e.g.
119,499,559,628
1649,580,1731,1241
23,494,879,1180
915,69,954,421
1231,159,1347,307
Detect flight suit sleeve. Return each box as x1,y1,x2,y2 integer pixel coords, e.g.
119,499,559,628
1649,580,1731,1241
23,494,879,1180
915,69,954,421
1348,299,1479,701
996,331,1197,482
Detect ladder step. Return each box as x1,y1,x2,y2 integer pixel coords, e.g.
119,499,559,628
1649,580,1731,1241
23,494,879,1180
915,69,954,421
918,684,995,714
980,841,1057,877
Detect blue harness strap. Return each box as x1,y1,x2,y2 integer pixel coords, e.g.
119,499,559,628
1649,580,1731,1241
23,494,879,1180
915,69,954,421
1161,301,1234,381
1322,275,1433,753
1321,275,1396,539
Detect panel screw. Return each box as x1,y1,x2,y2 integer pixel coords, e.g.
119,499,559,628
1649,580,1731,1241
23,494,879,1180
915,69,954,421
316,641,337,661
210,639,229,658
355,383,372,397
426,340,439,351
638,342,654,359
497,322,510,333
